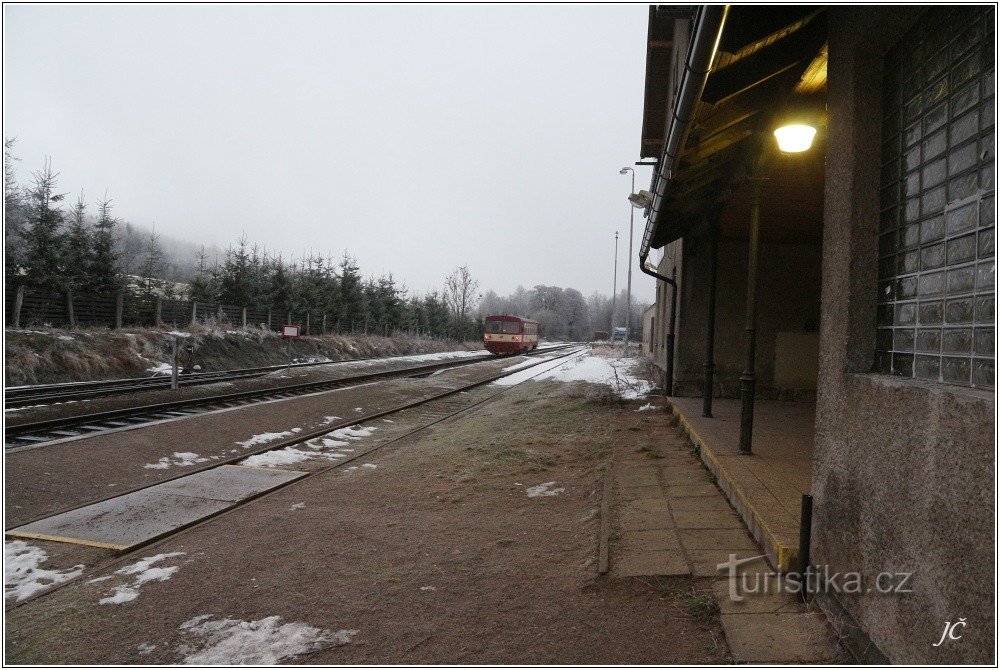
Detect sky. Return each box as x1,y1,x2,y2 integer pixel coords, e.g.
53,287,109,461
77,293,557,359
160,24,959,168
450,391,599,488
4,4,655,303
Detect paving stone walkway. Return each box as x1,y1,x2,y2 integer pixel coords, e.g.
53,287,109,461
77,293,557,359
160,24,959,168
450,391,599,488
607,417,842,664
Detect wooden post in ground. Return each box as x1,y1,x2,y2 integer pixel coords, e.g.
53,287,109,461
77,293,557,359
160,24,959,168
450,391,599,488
242,307,247,329
154,297,163,327
286,311,292,326
115,292,124,329
13,285,24,328
66,289,76,328
191,301,198,325
305,313,311,336
267,308,272,330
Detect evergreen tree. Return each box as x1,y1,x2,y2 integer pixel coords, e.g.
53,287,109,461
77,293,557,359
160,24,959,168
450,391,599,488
138,230,167,300
65,191,93,291
22,158,67,291
4,137,28,282
92,195,121,292
188,245,216,301
336,253,367,331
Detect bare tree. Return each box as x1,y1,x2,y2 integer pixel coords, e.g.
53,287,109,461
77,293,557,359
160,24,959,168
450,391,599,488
443,265,480,339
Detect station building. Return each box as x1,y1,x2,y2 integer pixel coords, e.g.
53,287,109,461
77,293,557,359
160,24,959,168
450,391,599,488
635,5,994,663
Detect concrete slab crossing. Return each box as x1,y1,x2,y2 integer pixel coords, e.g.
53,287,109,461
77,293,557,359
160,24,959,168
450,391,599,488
6,465,306,551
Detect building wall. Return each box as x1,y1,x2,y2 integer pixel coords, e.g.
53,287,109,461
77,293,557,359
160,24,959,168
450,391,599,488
668,233,823,398
813,6,994,663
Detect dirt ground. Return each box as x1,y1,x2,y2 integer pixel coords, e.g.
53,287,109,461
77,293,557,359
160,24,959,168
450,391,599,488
5,364,734,664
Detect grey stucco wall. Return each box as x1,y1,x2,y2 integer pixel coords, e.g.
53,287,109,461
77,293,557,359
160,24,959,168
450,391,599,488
813,6,995,663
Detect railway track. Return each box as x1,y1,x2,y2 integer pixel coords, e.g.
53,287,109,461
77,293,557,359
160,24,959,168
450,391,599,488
4,350,488,409
5,346,589,610
4,345,574,450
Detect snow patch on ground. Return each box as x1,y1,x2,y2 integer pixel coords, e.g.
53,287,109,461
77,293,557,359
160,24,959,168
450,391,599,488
98,552,186,605
353,407,363,413
144,452,211,470
234,428,301,451
329,426,377,440
241,424,377,468
635,403,658,412
177,614,357,664
362,463,377,469
320,415,342,425
4,540,85,602
420,585,436,591
146,362,173,375
525,481,565,498
290,502,305,510
493,353,653,399
137,643,157,655
501,356,554,372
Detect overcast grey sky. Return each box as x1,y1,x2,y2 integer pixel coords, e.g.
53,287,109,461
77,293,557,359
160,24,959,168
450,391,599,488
4,4,654,302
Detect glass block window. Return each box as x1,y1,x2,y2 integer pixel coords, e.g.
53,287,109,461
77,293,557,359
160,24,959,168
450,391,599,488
877,6,995,389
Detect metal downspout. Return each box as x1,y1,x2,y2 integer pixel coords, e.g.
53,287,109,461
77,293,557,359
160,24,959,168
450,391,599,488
640,262,677,396
638,4,729,262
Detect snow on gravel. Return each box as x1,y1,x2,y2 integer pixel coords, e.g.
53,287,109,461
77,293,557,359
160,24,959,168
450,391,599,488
635,403,658,412
525,481,565,498
493,353,653,399
290,502,305,510
501,356,555,372
98,552,186,605
146,362,173,375
177,614,357,664
4,540,85,602
240,425,378,468
144,452,213,470
233,428,302,451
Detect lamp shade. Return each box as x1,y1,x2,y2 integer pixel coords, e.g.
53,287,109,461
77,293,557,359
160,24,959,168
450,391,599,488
773,124,817,153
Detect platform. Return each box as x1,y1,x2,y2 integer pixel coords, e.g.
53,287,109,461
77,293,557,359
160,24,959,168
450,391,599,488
6,465,306,551
665,397,814,571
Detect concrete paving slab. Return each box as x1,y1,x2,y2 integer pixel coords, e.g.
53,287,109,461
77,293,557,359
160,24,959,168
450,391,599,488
671,508,745,529
618,485,664,501
667,496,734,512
720,611,839,663
614,550,689,577
660,468,709,486
713,578,807,614
7,466,306,551
159,465,307,502
622,498,671,515
619,529,682,552
688,550,769,577
614,467,660,487
618,509,674,532
663,483,719,497
678,529,759,552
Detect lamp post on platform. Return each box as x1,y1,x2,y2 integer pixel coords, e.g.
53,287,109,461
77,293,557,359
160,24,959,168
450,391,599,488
738,120,818,455
611,231,619,336
620,167,635,356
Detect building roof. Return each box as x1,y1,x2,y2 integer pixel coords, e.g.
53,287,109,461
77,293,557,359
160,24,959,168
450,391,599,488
641,5,828,249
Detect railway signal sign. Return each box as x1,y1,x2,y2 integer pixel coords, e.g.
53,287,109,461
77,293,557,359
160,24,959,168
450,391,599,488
281,324,300,339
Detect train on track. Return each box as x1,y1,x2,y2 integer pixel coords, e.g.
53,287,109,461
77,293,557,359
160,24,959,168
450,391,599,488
483,315,539,355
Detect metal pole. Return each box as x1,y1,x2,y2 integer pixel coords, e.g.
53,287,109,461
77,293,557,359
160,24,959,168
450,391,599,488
739,175,766,454
665,266,677,395
170,337,179,391
611,232,619,335
703,219,719,417
623,169,635,356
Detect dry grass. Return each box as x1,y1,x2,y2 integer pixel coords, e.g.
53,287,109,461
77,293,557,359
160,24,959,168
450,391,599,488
4,326,480,385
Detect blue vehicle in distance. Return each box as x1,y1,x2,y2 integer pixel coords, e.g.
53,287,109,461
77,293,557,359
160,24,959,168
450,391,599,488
611,327,627,342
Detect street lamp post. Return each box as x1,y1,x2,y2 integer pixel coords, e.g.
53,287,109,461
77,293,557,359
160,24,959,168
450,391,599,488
738,120,818,455
620,167,635,356
611,231,619,336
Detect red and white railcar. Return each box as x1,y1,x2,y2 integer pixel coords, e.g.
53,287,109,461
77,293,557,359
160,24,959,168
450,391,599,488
483,315,539,355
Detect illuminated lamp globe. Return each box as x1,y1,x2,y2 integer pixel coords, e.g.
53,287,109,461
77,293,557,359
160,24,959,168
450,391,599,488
773,124,817,153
